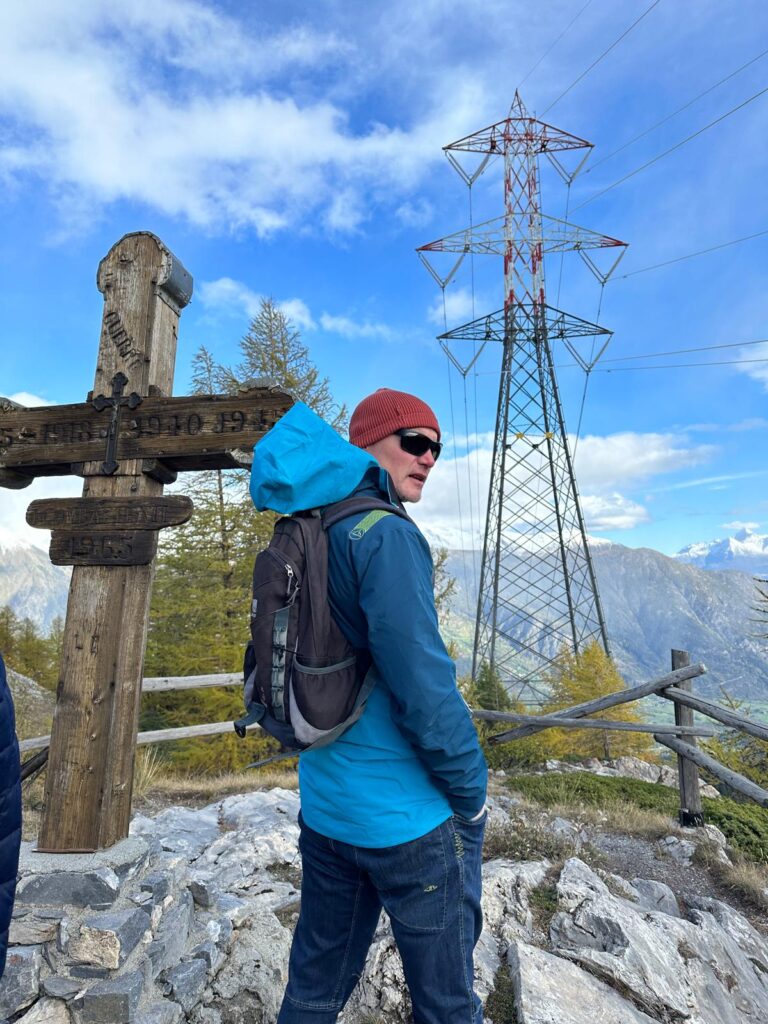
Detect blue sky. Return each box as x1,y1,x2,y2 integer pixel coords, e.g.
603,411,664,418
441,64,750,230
1,0,767,555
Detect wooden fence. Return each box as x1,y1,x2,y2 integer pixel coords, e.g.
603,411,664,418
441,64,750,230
19,649,768,824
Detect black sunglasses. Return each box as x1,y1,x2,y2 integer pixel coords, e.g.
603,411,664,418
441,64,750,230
395,429,442,461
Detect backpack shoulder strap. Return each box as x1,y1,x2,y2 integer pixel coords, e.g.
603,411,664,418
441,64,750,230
321,496,411,531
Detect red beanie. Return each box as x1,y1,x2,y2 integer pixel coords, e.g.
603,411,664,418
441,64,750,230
349,388,441,449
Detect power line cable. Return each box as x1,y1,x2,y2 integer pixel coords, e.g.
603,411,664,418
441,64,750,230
611,228,768,280
573,83,768,210
475,343,768,374
542,0,663,116
598,337,768,363
593,356,768,372
517,0,594,90
585,46,768,173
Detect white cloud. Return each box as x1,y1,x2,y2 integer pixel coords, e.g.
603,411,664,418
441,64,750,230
581,493,649,531
735,341,768,391
412,428,716,546
198,278,263,319
277,299,316,332
428,286,477,327
0,475,82,551
395,198,434,227
721,520,761,531
319,313,391,339
7,392,52,407
573,432,716,491
650,469,768,493
197,278,316,330
0,2,488,237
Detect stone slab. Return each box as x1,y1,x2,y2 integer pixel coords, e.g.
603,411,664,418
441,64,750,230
16,867,120,910
162,959,208,1013
9,910,63,944
0,945,43,1017
19,837,148,882
14,997,72,1023
77,970,145,1024
509,941,658,1024
41,977,85,1001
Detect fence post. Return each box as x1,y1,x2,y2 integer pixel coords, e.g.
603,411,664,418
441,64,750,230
671,649,704,827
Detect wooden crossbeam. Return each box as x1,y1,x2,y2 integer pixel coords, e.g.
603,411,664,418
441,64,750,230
655,735,768,807
472,709,716,736
487,661,707,744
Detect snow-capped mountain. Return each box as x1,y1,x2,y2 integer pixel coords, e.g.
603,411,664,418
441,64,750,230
0,527,70,630
674,528,768,576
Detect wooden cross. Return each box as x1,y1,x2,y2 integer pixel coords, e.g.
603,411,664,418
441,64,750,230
0,232,292,852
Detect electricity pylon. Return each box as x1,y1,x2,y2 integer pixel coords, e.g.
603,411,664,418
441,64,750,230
418,93,628,703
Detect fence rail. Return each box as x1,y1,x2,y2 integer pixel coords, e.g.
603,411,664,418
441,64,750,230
19,651,768,827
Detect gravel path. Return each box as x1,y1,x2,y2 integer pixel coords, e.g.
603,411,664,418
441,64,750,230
588,828,768,931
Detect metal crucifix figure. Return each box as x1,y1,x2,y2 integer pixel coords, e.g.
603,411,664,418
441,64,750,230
92,372,142,475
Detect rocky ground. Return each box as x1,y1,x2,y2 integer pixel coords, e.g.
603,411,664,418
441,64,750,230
5,759,767,1023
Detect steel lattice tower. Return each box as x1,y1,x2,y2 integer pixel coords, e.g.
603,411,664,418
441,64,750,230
418,93,628,703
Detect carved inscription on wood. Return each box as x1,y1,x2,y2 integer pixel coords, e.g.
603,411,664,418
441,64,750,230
27,496,194,531
0,391,291,474
49,530,157,566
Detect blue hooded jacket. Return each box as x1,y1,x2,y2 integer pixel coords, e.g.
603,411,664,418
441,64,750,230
0,654,22,979
251,404,487,847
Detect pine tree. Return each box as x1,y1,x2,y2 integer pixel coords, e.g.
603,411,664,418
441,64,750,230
460,663,544,769
144,299,346,772
542,641,653,761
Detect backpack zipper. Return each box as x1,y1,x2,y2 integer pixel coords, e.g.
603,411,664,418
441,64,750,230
265,548,300,602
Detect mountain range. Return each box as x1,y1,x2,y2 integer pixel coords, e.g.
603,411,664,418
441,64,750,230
673,527,768,576
435,533,768,702
1,526,766,702
0,527,70,630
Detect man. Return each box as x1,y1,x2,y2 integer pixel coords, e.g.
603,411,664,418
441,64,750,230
277,388,488,1024
0,653,22,981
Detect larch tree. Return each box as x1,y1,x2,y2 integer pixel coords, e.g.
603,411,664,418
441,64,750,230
144,299,347,772
542,641,653,761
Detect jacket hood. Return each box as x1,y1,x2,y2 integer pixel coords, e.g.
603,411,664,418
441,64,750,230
250,401,378,514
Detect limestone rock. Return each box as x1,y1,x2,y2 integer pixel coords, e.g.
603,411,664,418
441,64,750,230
68,908,151,969
162,959,208,1013
76,969,145,1023
631,877,680,917
130,805,221,860
550,857,768,1023
9,909,63,944
210,907,292,1021
509,940,658,1023
481,859,550,951
15,867,121,910
14,996,72,1023
657,834,696,864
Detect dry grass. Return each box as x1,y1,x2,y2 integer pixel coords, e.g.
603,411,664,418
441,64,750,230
544,799,681,842
136,765,299,804
694,842,768,911
133,746,164,799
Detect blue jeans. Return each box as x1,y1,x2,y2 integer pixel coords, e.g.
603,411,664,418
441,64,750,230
277,811,486,1024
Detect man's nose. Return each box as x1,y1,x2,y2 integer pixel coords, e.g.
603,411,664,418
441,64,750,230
418,449,436,468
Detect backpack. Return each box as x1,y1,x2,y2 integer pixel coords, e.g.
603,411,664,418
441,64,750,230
234,496,410,767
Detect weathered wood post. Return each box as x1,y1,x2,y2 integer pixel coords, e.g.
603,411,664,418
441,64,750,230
670,649,704,827
37,234,190,851
1,232,293,852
